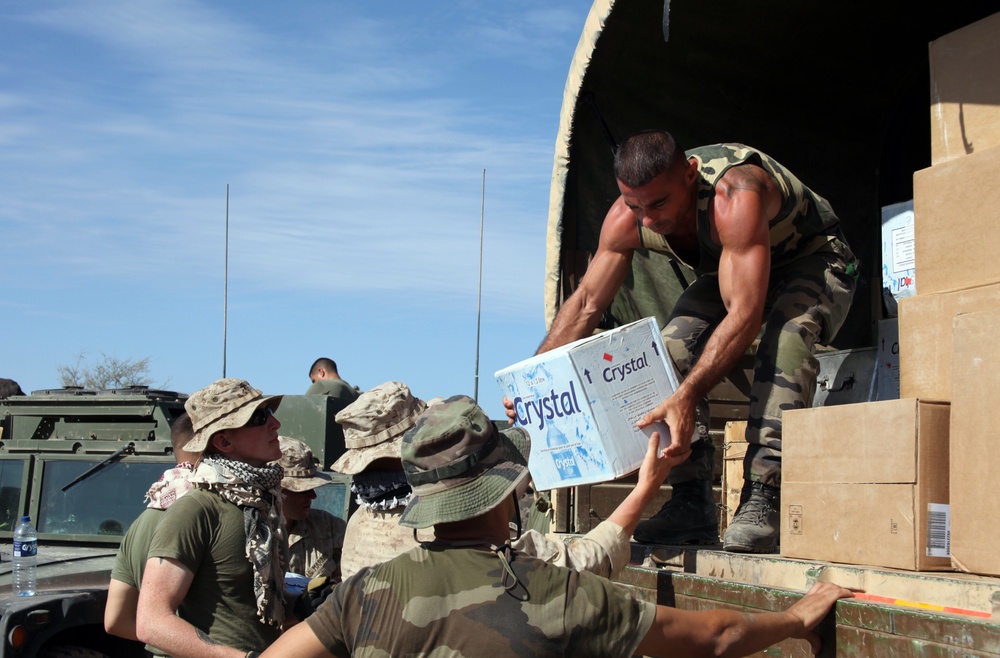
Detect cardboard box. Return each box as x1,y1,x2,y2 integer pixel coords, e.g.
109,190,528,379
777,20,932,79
782,399,951,571
880,200,916,315
949,310,1000,576
495,317,684,490
913,144,1000,296
898,281,1000,400
722,420,748,532
876,318,900,401
929,11,1000,165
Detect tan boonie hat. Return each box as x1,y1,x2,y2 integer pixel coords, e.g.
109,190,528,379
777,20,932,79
183,378,282,452
398,394,530,529
277,436,333,492
330,381,427,475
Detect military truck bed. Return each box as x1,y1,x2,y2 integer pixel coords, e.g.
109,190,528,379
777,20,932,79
612,544,1000,657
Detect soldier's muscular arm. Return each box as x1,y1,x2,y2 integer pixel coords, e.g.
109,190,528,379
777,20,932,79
680,164,773,399
637,581,855,657
536,197,639,354
639,164,775,454
137,557,246,658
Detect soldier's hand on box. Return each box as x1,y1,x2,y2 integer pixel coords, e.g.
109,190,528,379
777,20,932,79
502,396,517,425
639,432,689,488
637,394,694,459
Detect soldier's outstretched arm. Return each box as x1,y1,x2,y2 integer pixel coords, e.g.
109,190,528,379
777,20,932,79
536,197,638,354
606,431,688,538
514,432,689,578
260,620,334,658
636,581,855,657
638,166,772,458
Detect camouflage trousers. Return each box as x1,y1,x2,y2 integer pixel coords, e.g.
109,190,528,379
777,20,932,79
661,240,857,488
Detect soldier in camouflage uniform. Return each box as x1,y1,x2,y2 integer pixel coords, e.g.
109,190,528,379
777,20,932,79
331,381,430,579
527,130,858,553
278,436,347,582
262,395,854,658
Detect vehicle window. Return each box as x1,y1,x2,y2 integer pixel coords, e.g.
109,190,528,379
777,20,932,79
37,460,171,537
0,460,25,532
313,478,351,521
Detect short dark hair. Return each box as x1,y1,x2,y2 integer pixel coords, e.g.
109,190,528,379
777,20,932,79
309,358,338,377
0,378,25,399
614,130,686,188
170,412,202,463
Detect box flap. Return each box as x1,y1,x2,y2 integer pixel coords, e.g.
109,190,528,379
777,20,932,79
784,399,923,484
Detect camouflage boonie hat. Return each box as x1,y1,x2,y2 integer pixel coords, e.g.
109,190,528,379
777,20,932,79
331,381,427,475
183,378,282,452
277,436,333,492
399,395,530,529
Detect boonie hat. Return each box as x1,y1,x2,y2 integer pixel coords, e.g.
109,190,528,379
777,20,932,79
331,381,427,475
183,378,282,452
278,436,333,492
398,395,530,529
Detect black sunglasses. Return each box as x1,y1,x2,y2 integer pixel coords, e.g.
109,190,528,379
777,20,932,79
245,406,274,427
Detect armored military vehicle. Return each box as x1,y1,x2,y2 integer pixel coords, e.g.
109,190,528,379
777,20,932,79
0,386,350,657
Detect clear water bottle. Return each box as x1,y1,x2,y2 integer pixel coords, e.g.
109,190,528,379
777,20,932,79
12,515,37,597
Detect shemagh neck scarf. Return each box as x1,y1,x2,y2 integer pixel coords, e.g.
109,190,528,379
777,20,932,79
145,462,196,510
189,454,287,627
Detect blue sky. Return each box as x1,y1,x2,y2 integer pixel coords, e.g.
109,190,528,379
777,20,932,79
1,1,591,419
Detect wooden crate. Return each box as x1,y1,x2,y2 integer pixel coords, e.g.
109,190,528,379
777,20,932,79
721,420,749,536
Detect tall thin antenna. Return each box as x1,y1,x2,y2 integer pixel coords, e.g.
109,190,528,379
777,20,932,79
223,184,229,378
474,169,485,401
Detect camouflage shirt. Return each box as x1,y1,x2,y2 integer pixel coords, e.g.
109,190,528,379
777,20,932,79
288,508,348,581
339,506,420,580
638,143,847,275
306,544,655,657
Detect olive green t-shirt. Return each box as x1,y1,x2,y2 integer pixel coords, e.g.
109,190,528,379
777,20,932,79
111,507,168,656
111,507,163,588
147,489,280,652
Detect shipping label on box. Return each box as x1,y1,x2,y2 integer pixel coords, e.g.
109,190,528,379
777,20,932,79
495,317,684,490
881,200,915,315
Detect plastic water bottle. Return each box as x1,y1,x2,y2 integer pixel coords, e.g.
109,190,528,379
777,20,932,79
12,515,37,597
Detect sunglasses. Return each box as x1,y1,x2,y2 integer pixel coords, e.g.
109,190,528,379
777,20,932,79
245,406,274,427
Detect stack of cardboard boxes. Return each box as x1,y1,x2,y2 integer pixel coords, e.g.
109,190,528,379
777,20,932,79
779,12,1000,575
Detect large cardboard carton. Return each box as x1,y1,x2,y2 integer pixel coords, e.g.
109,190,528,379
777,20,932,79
913,145,1000,296
898,281,1000,400
950,311,1000,576
782,399,951,571
495,317,684,491
880,200,916,316
929,11,1000,165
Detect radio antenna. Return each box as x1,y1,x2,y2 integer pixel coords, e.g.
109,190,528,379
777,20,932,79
474,169,485,401
223,183,229,378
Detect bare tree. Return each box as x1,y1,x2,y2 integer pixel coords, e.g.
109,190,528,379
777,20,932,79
58,351,155,390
